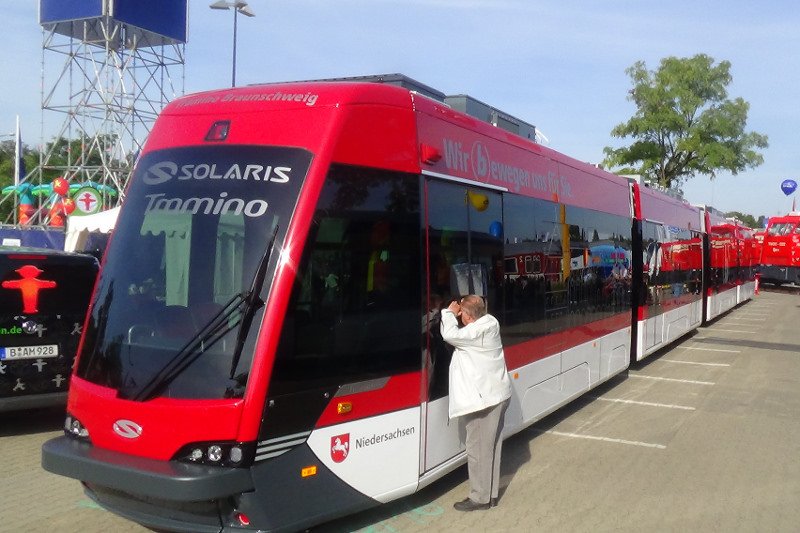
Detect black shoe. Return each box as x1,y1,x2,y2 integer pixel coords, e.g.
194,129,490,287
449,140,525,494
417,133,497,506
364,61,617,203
453,498,491,512
490,498,498,508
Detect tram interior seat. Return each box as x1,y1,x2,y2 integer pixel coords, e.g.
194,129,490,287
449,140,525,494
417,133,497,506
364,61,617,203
122,299,165,344
159,305,197,338
191,301,225,328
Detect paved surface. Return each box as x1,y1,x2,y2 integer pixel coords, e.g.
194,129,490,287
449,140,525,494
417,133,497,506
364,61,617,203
2,290,799,533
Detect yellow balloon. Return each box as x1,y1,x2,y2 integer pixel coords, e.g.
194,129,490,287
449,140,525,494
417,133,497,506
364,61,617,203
468,191,489,211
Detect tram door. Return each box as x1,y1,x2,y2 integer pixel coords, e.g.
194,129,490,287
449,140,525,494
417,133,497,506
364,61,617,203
422,179,504,472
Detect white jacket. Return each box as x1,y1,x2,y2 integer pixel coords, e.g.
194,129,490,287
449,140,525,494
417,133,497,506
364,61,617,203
440,310,512,418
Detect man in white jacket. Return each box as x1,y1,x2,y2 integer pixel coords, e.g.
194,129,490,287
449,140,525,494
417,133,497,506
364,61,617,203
441,295,512,511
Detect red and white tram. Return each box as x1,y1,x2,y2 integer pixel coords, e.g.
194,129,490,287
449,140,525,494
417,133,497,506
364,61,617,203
41,76,749,532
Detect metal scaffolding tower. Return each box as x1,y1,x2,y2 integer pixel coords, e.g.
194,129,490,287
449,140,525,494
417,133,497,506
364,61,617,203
4,1,187,225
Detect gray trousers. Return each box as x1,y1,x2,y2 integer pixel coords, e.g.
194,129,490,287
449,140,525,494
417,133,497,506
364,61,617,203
463,399,509,504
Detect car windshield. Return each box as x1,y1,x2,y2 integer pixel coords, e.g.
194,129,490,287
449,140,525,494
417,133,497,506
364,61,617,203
767,223,793,236
76,145,312,400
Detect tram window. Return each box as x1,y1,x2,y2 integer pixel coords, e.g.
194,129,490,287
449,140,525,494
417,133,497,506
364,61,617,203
502,195,632,344
213,212,245,304
425,181,504,400
132,211,247,309
769,223,791,236
643,220,702,301
272,165,421,394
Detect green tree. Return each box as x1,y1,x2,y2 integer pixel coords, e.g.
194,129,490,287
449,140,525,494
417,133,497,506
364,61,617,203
40,135,110,179
0,141,15,188
0,141,15,221
603,54,768,189
725,211,759,228
0,140,38,222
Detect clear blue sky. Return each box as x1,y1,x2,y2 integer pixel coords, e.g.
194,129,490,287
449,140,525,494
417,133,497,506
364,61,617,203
2,1,798,220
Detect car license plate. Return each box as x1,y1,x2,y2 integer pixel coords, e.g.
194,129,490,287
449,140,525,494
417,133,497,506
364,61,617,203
0,344,59,360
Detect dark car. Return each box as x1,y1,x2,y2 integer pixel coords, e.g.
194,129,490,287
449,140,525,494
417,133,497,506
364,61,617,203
0,247,98,412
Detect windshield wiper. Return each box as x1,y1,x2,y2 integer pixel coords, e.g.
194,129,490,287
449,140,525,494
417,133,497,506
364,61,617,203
129,224,279,401
229,224,279,378
128,292,245,401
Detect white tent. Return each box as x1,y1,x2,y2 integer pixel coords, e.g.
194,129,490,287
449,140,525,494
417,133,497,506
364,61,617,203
64,206,121,252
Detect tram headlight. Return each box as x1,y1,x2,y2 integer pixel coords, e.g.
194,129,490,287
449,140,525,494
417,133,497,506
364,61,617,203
173,441,254,467
63,414,90,440
229,445,243,464
207,445,223,462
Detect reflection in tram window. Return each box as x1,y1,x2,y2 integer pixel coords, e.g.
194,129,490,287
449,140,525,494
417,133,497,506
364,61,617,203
501,196,632,346
641,221,702,309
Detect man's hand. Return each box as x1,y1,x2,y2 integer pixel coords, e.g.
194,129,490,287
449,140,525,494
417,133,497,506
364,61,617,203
447,301,461,315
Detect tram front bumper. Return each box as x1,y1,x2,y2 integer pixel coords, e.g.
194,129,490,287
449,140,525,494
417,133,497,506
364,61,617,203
42,435,254,501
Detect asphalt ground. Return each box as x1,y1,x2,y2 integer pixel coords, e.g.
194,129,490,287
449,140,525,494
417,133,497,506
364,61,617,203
2,290,798,532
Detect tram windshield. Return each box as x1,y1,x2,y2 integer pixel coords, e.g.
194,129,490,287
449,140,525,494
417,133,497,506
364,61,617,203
76,145,312,400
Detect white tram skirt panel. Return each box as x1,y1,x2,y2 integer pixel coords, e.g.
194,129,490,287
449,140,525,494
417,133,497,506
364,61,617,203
737,280,756,304
707,286,739,321
504,326,630,437
638,300,702,361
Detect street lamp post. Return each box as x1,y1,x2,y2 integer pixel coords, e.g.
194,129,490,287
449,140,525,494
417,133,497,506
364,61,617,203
210,0,256,88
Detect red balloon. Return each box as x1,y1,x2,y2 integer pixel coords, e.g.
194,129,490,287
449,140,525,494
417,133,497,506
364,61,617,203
52,177,69,196
18,204,34,225
62,198,76,214
49,213,64,227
